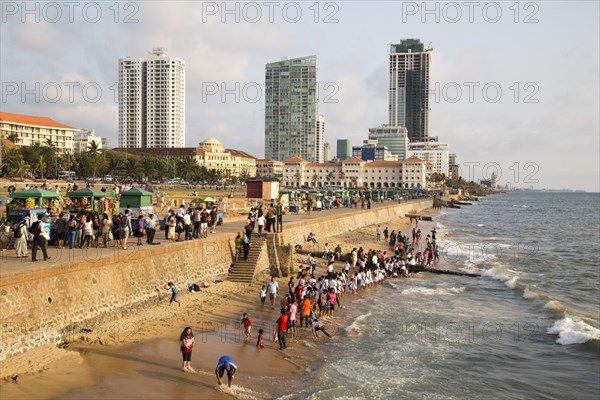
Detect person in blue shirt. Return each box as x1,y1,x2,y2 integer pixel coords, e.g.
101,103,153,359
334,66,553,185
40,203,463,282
167,282,180,306
215,355,237,387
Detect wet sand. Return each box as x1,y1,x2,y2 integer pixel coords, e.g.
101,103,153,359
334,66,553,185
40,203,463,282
1,207,441,399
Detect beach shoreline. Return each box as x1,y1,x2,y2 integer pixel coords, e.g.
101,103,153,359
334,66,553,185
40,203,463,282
1,206,443,399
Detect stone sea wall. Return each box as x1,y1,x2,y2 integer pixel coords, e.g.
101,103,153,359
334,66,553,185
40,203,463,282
0,199,432,362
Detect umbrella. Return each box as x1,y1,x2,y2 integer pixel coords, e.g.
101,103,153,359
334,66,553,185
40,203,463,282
191,197,204,204
202,196,215,203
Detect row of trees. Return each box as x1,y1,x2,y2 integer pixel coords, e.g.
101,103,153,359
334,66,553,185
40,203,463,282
0,139,250,183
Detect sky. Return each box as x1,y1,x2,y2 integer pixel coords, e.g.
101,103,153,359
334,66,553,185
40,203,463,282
1,1,598,191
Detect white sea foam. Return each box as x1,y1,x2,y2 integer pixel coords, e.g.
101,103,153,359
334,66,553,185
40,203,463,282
480,267,509,282
346,311,372,333
522,288,537,299
512,204,528,208
544,300,567,314
218,384,268,399
505,276,519,289
547,317,600,345
400,287,465,296
477,224,485,227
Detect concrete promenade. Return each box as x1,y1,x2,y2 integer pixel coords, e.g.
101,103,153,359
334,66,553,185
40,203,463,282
0,198,430,277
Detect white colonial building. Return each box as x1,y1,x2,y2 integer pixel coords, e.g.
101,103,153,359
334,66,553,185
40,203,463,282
282,156,432,189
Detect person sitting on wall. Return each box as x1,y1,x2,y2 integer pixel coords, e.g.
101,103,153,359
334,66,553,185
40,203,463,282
306,232,317,245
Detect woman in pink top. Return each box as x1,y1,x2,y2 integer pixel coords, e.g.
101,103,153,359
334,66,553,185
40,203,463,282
327,288,337,316
288,301,297,339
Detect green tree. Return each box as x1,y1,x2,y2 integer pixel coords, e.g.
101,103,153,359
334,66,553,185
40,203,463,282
34,155,47,179
177,157,200,182
326,171,335,184
311,172,318,187
6,132,19,144
10,156,30,178
293,171,301,188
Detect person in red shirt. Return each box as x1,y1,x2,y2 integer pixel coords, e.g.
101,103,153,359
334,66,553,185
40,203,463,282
179,326,195,372
276,308,288,350
240,312,252,339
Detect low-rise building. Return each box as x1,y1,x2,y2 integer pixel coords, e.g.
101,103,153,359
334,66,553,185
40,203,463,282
282,155,431,189
408,138,449,175
256,158,284,178
114,137,257,177
73,129,103,154
352,140,398,161
0,111,77,154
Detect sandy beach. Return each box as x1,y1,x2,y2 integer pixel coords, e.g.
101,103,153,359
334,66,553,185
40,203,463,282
1,207,441,399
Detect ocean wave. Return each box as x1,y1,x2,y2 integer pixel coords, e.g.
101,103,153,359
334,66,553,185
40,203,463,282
522,288,537,299
547,317,600,345
505,276,519,289
400,287,465,296
346,312,373,333
543,300,567,314
477,224,485,227
512,204,528,208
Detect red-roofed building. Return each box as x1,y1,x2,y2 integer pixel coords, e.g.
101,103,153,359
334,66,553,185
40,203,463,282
282,154,432,189
0,111,78,154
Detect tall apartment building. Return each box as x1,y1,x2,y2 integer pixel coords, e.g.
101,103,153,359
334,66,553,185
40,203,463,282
264,55,319,163
119,47,185,149
368,125,409,160
389,39,431,141
317,115,325,163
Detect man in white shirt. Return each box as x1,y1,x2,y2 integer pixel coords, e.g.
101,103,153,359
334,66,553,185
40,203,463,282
267,276,279,308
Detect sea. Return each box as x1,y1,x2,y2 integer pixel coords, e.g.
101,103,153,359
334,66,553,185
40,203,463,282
283,192,600,400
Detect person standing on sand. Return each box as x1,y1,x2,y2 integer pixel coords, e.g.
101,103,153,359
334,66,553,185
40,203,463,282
259,285,266,305
256,329,265,348
179,326,195,372
215,355,237,387
240,313,252,339
167,282,180,306
267,276,279,308
384,226,389,242
276,308,288,350
300,295,311,328
376,225,381,241
288,298,298,339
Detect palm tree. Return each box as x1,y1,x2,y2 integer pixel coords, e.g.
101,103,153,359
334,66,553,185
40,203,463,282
311,173,318,187
177,157,200,182
106,155,124,177
10,156,30,178
87,141,102,157
326,171,335,185
293,172,301,188
6,132,19,144
125,157,142,181
35,155,47,179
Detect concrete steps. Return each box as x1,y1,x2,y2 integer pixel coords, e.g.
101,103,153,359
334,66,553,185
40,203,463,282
228,235,267,283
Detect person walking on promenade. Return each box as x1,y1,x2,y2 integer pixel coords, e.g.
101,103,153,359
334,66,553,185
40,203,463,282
145,214,156,245
179,326,195,372
30,214,50,261
13,216,28,258
101,213,111,248
67,215,77,249
215,355,237,387
55,213,67,249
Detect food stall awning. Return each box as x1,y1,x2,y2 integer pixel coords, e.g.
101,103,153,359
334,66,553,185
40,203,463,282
10,188,59,199
66,188,107,198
